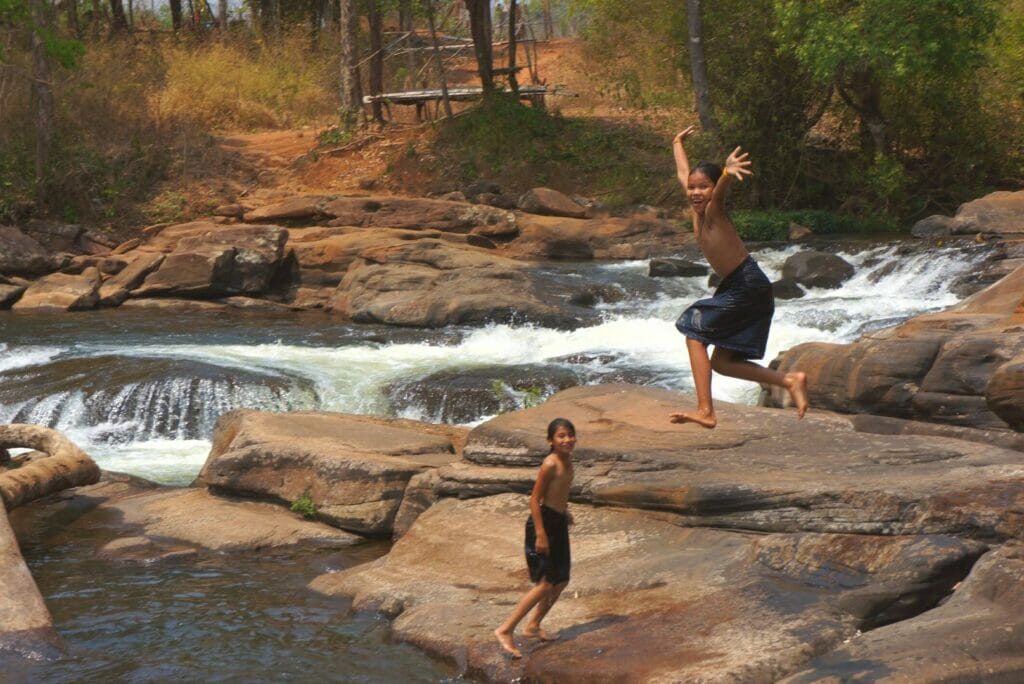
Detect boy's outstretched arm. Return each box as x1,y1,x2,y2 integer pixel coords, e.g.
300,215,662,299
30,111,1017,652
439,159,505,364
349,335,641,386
672,126,697,188
707,145,753,220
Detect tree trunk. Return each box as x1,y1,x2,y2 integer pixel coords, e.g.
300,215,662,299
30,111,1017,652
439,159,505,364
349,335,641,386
399,0,416,89
506,0,518,95
425,0,452,118
219,0,227,33
686,0,717,132
169,0,182,30
66,0,82,38
30,0,54,186
463,0,494,91
109,0,129,33
367,0,384,123
542,0,553,40
339,0,364,129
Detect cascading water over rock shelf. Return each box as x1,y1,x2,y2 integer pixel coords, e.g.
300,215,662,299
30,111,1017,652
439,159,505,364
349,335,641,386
0,242,988,484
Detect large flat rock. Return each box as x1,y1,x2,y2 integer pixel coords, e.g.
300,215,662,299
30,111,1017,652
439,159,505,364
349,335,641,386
312,493,987,683
445,384,1024,541
0,507,62,660
197,410,464,536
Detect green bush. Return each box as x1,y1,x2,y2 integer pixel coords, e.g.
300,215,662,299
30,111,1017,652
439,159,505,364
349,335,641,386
290,489,318,520
732,209,895,242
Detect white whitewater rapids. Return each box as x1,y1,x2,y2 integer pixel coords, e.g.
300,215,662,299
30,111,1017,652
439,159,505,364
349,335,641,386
0,243,985,484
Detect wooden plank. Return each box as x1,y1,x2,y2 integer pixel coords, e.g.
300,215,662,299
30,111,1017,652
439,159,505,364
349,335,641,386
362,84,550,105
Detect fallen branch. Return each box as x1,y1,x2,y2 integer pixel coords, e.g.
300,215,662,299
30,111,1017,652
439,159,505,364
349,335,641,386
0,424,101,511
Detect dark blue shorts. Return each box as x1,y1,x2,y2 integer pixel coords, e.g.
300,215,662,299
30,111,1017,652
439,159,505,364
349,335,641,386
675,256,774,360
525,505,571,585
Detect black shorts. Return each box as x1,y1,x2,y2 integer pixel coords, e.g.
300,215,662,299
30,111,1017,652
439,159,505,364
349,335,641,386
675,256,774,360
524,505,571,585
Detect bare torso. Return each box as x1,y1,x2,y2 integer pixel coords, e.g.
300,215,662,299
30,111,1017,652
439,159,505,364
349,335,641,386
541,454,573,513
694,212,749,277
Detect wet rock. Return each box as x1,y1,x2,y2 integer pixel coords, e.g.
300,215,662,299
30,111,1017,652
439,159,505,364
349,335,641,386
0,285,25,309
311,493,986,683
197,410,463,536
328,238,588,328
781,542,1024,683
648,257,708,278
782,250,856,289
386,364,580,424
11,268,101,311
474,192,518,210
517,187,588,219
0,226,56,277
772,277,805,299
911,214,960,238
451,384,1024,540
0,508,63,660
568,283,626,307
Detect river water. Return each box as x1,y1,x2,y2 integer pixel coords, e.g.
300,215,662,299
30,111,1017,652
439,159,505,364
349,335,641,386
0,241,988,682
0,241,986,485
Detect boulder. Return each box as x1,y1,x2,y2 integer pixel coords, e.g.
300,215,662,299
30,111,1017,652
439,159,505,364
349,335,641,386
322,196,515,235
133,225,287,298
11,268,101,311
19,220,82,253
952,190,1024,237
242,195,330,223
97,252,165,307
386,364,580,424
648,257,708,278
788,221,814,241
510,213,689,260
0,285,26,309
196,410,463,536
911,214,961,238
781,542,1024,682
516,187,588,219
0,226,56,277
311,493,986,683
772,277,805,299
781,250,856,289
987,355,1024,430
328,238,587,328
449,384,1024,540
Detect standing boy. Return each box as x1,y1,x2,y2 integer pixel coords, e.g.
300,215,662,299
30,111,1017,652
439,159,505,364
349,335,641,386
671,126,809,427
494,418,576,658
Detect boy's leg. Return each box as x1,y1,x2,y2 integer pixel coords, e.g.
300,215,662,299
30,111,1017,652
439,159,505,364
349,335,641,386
495,580,553,657
522,581,568,640
710,348,809,417
670,337,717,427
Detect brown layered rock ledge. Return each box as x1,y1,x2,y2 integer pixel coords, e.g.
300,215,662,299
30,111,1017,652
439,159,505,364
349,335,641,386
197,410,466,536
769,263,1024,434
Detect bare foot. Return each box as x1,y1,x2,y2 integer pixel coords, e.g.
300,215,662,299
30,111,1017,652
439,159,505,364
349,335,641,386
494,628,522,658
785,372,809,418
522,627,560,641
669,408,717,428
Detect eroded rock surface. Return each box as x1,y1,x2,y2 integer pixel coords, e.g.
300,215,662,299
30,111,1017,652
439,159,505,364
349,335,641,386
312,494,987,683
197,410,465,536
440,384,1024,540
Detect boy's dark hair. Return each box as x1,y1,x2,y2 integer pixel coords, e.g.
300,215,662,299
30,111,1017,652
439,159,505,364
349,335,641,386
690,162,723,184
547,417,576,440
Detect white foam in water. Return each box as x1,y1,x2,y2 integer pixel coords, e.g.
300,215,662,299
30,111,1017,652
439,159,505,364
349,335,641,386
0,242,990,484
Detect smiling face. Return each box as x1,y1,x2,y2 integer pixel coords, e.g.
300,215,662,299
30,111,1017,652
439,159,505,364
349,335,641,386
548,425,577,457
687,171,715,215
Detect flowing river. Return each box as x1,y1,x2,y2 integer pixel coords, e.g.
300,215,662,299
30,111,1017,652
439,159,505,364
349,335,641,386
0,241,986,485
0,240,990,681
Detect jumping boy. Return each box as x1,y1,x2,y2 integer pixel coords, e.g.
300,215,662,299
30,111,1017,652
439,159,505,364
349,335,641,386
670,126,808,428
494,417,576,658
